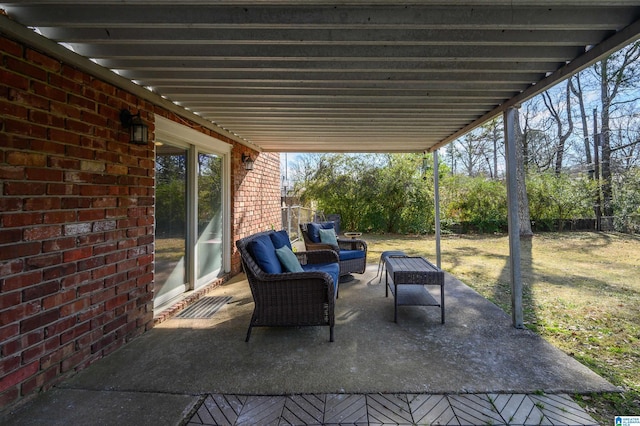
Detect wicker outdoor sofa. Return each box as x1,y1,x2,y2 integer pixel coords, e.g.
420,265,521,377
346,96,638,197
300,222,367,280
236,230,340,342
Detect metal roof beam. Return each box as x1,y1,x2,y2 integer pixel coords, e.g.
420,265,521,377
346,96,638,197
431,17,640,152
5,4,636,29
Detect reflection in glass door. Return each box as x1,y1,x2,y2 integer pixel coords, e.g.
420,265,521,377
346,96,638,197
154,145,187,307
197,153,223,285
154,116,230,311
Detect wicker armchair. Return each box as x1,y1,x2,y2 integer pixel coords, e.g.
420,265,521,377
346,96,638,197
299,222,368,279
236,230,339,342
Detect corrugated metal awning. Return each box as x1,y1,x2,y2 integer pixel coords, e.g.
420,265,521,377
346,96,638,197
2,1,640,152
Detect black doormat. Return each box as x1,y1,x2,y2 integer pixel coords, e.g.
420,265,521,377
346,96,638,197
175,296,232,319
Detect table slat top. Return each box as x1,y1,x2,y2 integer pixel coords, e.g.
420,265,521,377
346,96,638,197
385,256,438,273
385,256,444,286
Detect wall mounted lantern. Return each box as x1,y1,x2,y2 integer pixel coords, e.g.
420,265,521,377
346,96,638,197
120,109,148,145
242,153,255,171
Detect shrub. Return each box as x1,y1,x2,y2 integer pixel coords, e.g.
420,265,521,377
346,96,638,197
527,172,597,231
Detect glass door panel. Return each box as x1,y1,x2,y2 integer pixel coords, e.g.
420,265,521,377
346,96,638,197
154,145,188,307
196,153,223,285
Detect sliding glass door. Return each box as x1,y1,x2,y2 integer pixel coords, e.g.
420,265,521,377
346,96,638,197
153,117,231,310
197,153,223,286
154,145,188,307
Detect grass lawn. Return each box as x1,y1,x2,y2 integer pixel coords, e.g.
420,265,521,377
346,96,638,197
364,231,640,424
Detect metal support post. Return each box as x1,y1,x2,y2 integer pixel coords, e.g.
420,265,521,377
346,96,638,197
433,150,442,269
504,108,524,329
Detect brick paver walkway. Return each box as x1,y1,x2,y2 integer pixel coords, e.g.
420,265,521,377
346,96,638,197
186,392,598,425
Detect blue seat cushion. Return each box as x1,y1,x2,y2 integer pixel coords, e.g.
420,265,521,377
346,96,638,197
270,229,292,250
302,262,340,297
307,222,335,243
339,249,365,261
248,234,282,274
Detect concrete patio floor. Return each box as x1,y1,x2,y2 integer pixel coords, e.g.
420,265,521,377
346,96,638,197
3,265,616,425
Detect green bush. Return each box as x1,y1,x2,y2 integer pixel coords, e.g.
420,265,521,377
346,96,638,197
298,153,434,233
295,154,636,235
527,172,597,230
441,175,507,233
612,168,640,232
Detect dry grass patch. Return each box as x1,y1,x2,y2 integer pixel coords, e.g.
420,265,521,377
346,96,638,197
364,231,640,423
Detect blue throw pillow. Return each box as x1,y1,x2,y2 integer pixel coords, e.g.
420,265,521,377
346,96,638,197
318,228,338,246
307,222,335,243
248,235,282,274
275,246,304,272
270,230,292,250
307,223,321,242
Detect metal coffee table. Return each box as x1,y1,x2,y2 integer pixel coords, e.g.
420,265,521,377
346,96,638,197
384,256,445,324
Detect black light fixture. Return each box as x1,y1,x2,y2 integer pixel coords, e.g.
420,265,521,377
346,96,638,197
120,109,148,145
242,153,255,171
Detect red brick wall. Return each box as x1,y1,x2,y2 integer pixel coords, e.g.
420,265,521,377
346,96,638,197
0,35,282,411
0,35,156,409
232,150,282,274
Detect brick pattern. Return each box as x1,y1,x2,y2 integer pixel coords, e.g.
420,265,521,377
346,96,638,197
0,35,283,411
0,36,158,409
232,150,282,274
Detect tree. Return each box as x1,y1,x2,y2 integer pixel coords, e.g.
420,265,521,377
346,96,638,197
527,172,598,231
519,99,555,173
612,167,640,232
368,154,433,233
296,154,370,231
542,80,574,175
478,118,504,179
593,41,640,217
569,73,594,173
441,174,507,233
293,153,434,233
611,107,640,171
456,129,489,177
156,152,187,237
445,142,460,175
514,107,533,237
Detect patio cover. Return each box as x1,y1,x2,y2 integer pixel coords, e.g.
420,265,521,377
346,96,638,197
2,1,640,328
2,1,640,154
